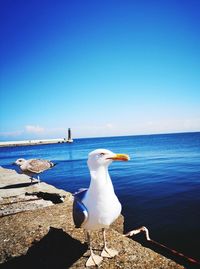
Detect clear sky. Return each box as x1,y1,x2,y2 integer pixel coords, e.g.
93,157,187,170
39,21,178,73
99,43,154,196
0,0,200,140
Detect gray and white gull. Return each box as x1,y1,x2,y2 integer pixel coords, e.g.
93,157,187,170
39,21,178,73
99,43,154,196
14,158,55,183
73,149,130,267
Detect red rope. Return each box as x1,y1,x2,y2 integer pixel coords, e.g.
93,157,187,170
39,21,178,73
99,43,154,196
125,227,200,266
149,239,200,266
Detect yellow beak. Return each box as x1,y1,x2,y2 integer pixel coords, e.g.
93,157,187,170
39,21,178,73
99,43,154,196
107,153,130,161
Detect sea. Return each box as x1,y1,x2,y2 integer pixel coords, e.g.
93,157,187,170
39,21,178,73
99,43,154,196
0,132,200,264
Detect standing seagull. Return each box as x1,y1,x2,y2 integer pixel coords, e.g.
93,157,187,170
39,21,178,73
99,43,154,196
73,149,130,267
14,158,55,183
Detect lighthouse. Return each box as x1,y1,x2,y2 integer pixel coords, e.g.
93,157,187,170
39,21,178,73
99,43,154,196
67,128,73,143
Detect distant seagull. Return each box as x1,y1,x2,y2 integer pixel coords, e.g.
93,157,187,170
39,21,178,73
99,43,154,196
73,149,130,267
14,158,55,183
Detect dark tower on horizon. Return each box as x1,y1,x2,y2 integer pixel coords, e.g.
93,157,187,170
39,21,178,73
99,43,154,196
67,128,73,143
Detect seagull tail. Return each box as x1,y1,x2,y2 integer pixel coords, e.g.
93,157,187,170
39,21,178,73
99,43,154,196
50,162,57,167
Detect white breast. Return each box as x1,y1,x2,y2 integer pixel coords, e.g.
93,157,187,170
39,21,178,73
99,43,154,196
82,188,121,230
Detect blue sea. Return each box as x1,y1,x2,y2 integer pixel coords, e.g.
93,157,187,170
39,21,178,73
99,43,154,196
0,132,200,263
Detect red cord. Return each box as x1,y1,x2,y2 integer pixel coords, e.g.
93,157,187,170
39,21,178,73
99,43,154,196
150,239,200,266
125,227,200,266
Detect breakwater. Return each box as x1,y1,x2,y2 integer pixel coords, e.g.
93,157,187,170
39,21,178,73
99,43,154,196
0,138,70,147
0,167,185,268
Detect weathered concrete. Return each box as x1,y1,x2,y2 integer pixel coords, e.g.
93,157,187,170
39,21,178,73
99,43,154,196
0,167,68,217
0,167,185,268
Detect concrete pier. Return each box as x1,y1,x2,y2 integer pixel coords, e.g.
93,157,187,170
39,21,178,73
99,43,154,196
0,167,185,268
0,138,69,147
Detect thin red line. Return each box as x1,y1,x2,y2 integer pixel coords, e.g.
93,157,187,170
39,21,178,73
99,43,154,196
150,239,200,265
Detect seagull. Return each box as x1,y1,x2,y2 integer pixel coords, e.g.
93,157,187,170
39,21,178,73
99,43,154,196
14,158,55,183
73,149,130,267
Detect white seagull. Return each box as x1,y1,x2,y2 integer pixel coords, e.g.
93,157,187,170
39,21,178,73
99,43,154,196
73,149,130,267
14,158,55,183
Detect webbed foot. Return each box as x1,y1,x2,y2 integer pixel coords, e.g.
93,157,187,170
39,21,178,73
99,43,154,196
86,253,103,267
101,246,118,258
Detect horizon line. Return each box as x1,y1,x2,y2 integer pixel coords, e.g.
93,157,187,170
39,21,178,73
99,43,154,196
0,130,199,143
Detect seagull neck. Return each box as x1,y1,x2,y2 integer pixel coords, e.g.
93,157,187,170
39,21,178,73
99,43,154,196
89,166,113,191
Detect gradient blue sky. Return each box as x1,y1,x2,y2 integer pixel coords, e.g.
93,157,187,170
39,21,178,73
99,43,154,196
0,0,200,140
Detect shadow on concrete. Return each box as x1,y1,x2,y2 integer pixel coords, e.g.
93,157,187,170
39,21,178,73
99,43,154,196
26,192,64,204
0,182,38,190
0,227,87,269
0,182,38,189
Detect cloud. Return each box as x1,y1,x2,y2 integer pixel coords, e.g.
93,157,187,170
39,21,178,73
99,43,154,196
105,123,114,129
183,118,200,130
25,125,45,134
0,130,23,137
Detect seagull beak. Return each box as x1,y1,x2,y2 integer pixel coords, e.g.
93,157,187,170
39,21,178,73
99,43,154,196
107,153,130,161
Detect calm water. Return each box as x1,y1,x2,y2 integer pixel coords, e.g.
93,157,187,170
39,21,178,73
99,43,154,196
0,132,200,261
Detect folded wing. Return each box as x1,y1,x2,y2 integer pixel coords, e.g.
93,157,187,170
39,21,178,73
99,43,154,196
73,189,88,228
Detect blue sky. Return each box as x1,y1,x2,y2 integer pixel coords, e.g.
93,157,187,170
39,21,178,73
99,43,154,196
0,0,200,140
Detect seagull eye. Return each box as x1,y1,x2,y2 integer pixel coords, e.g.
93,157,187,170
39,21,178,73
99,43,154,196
100,153,105,157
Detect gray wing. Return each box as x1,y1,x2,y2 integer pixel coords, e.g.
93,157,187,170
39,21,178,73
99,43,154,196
73,189,88,228
27,159,53,173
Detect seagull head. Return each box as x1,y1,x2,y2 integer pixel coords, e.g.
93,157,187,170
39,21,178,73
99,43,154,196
87,149,130,171
14,158,26,166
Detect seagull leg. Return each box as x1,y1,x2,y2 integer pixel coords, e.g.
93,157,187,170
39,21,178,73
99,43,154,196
30,177,34,184
101,228,118,258
86,231,103,267
37,175,40,183
84,230,88,243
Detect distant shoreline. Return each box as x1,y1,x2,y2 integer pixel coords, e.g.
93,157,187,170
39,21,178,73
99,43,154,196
0,131,199,147
0,138,73,147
